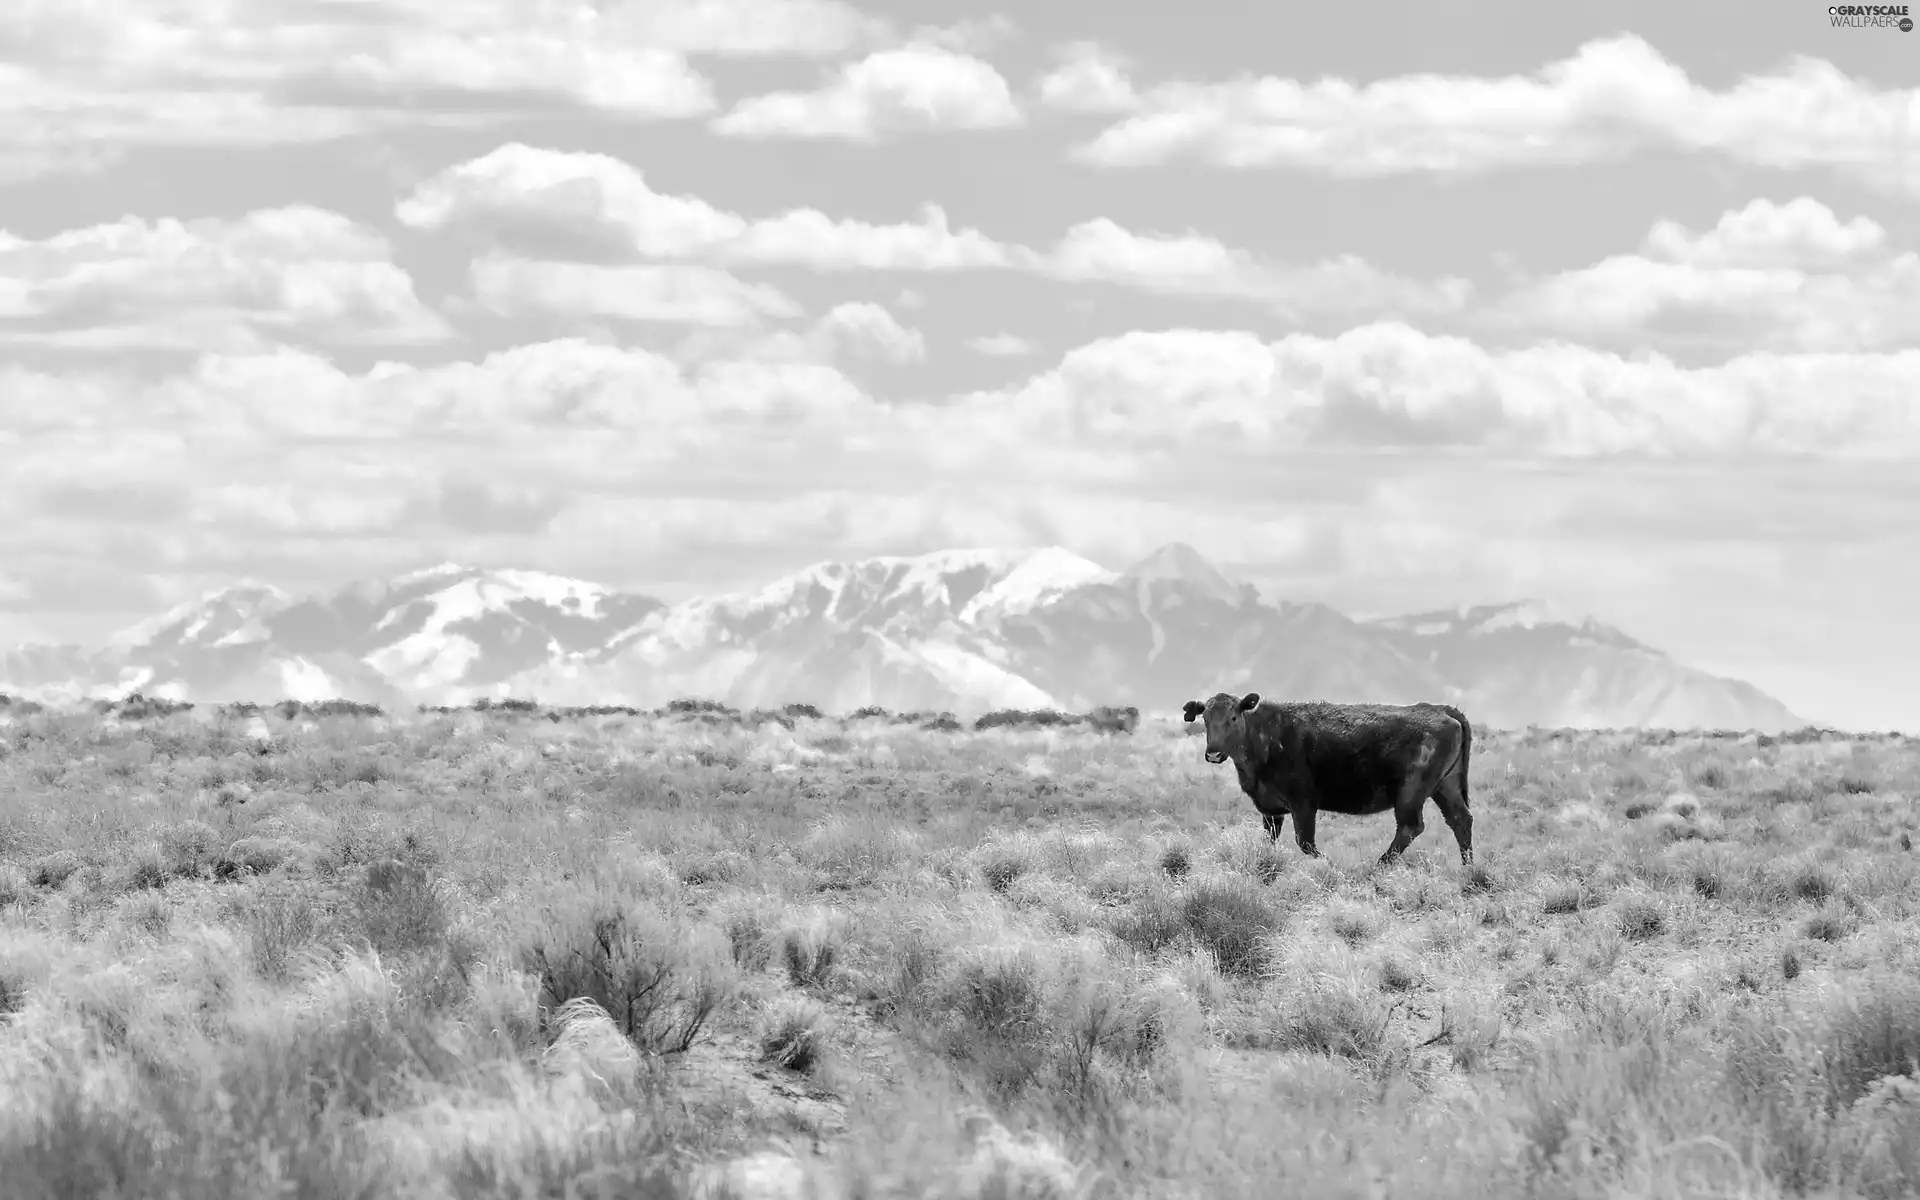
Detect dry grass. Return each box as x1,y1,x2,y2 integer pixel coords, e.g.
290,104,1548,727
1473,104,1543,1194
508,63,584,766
1,702,1918,1199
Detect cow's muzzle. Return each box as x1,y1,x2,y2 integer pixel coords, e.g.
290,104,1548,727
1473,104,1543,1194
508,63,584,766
1204,750,1227,765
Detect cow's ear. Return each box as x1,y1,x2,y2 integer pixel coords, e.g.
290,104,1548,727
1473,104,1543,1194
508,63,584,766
1181,700,1203,723
1237,692,1262,712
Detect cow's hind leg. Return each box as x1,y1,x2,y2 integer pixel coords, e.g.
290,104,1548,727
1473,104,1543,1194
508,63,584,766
1432,774,1474,866
1379,780,1430,866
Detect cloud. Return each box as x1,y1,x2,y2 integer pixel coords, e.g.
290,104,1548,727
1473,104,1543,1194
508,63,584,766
396,144,747,257
712,43,1023,141
1644,197,1887,269
606,0,890,58
729,205,1016,271
1051,34,1920,194
1043,219,1471,319
1492,198,1920,353
962,323,1920,459
468,255,802,326
418,476,567,537
11,327,1916,540
0,0,896,180
1034,41,1139,115
5,323,1918,549
402,143,1454,318
676,301,926,367
967,333,1038,357
906,15,1020,57
398,144,1011,271
0,206,450,349
811,302,926,363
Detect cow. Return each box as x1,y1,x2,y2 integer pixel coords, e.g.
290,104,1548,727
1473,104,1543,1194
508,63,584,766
1181,692,1475,867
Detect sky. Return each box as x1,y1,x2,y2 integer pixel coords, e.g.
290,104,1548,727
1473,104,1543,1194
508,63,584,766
1,0,1918,730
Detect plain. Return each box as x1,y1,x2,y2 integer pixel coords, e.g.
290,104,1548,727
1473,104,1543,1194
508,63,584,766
0,697,1917,1200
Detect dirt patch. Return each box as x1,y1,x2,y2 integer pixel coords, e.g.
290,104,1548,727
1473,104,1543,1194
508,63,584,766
669,1030,849,1152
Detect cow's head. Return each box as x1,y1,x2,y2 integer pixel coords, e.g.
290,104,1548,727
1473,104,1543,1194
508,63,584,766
1181,692,1262,765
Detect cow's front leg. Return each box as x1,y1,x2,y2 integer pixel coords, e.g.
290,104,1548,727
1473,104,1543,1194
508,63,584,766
1291,805,1320,858
1260,810,1287,842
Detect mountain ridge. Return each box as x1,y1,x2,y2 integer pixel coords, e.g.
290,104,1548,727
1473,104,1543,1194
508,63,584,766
0,545,1808,732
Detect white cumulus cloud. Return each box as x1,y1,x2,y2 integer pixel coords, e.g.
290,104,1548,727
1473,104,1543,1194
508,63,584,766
812,301,927,363
399,143,1458,320
0,206,450,349
1034,42,1139,115
1050,34,1920,195
1043,219,1471,318
0,0,756,180
967,333,1038,357
467,255,802,327
712,43,1024,141
1492,198,1920,353
1643,197,1887,269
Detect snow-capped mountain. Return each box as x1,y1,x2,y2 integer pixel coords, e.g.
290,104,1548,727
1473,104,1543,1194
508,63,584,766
1,565,662,708
1366,601,1803,732
522,548,1117,714
0,545,1809,731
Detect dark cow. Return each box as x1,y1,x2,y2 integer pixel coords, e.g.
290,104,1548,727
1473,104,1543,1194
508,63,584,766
1181,692,1475,867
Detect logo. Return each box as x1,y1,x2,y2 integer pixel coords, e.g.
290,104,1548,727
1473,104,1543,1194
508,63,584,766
1829,4,1914,28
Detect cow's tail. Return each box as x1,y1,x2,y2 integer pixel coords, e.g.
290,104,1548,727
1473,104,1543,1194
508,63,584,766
1438,704,1472,806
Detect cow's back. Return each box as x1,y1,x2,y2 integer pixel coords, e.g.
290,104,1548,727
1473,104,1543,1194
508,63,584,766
1271,701,1460,812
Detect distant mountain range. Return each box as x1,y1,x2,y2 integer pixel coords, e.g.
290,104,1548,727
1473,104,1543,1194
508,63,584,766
0,544,1807,732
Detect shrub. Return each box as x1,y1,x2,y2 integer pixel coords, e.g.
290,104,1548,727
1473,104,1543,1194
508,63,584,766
247,888,333,982
1377,955,1420,993
1278,980,1396,1060
1689,762,1729,790
715,901,777,973
1614,896,1665,941
28,850,81,890
930,948,1052,1098
974,709,1080,732
1790,864,1837,902
759,997,830,1073
1541,884,1590,915
1110,890,1186,957
519,902,736,1054
115,844,169,893
778,918,843,991
159,820,221,877
1157,842,1191,880
1181,879,1281,980
982,851,1027,894
352,858,449,960
215,837,302,878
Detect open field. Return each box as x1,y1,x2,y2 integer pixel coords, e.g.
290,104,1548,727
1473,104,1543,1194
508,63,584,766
1,699,1918,1199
